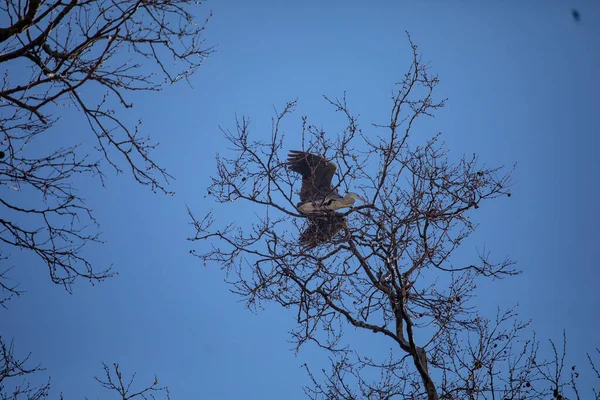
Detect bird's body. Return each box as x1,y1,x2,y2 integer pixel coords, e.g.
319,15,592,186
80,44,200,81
287,150,365,215
296,192,363,214
287,150,365,247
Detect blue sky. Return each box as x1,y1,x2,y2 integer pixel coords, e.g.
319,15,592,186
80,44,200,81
2,0,599,398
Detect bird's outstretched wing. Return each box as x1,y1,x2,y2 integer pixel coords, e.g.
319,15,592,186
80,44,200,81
287,150,337,202
300,212,347,248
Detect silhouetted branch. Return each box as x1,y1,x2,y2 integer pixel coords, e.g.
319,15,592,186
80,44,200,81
93,362,170,400
0,0,212,293
0,265,24,309
0,337,170,399
0,336,50,400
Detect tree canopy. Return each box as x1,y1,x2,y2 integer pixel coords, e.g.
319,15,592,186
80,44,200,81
189,36,598,399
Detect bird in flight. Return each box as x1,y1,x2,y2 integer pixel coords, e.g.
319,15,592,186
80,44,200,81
287,150,365,213
287,150,365,247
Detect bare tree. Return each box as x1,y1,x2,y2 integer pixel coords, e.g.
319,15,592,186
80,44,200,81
0,0,212,295
188,36,597,399
91,362,171,400
0,336,170,399
0,336,50,399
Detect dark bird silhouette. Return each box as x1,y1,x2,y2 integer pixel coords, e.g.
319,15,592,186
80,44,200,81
572,9,580,23
287,151,365,247
287,150,364,213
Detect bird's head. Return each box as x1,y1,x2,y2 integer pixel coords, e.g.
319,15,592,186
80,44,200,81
346,192,366,205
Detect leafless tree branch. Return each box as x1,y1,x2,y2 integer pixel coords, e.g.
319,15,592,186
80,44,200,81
92,362,170,400
0,0,212,294
0,336,170,399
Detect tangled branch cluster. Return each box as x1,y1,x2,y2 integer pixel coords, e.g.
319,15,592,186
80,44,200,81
0,0,212,293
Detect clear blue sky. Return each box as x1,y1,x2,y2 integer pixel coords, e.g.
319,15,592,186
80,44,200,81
3,1,599,398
